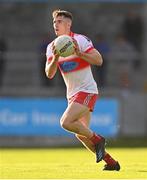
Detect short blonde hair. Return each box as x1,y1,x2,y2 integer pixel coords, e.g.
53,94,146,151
52,9,73,21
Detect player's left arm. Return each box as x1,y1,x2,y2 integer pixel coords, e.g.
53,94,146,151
73,38,103,66
79,48,103,66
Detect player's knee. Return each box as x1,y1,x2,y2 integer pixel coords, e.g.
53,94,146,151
75,134,80,139
60,119,71,130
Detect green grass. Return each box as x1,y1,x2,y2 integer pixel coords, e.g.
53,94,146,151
0,147,147,179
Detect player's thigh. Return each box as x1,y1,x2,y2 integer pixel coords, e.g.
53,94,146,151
79,111,91,127
60,102,90,123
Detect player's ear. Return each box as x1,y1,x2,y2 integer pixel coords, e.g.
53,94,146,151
67,19,72,28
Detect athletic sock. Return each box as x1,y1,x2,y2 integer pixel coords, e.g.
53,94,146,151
89,132,102,145
103,153,117,165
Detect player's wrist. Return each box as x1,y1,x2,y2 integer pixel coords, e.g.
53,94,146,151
52,55,59,62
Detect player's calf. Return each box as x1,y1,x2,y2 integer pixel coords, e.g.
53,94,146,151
90,133,106,163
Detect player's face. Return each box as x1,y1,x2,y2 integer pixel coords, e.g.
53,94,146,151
53,16,71,36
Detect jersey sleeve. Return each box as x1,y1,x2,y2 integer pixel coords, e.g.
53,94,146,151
77,35,94,53
46,42,53,62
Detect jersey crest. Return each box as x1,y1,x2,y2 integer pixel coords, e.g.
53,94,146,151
59,61,79,73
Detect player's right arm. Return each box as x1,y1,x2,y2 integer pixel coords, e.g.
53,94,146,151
45,42,60,79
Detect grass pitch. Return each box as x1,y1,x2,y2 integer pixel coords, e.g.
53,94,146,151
0,147,147,179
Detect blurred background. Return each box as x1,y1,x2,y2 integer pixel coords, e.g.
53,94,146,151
0,0,147,147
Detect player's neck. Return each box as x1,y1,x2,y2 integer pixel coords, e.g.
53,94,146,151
64,30,71,36
57,30,72,37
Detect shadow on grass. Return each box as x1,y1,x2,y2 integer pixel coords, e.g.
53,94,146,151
138,170,147,172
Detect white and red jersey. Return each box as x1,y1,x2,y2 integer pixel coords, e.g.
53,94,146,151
46,32,98,99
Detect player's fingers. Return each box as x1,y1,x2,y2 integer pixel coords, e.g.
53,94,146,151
54,49,60,58
54,49,58,55
52,44,58,55
72,38,78,47
51,39,60,59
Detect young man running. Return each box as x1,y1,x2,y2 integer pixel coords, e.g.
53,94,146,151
45,9,120,171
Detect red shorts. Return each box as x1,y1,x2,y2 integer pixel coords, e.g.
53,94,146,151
68,91,98,111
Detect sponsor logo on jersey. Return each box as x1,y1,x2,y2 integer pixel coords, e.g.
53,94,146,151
59,61,79,72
